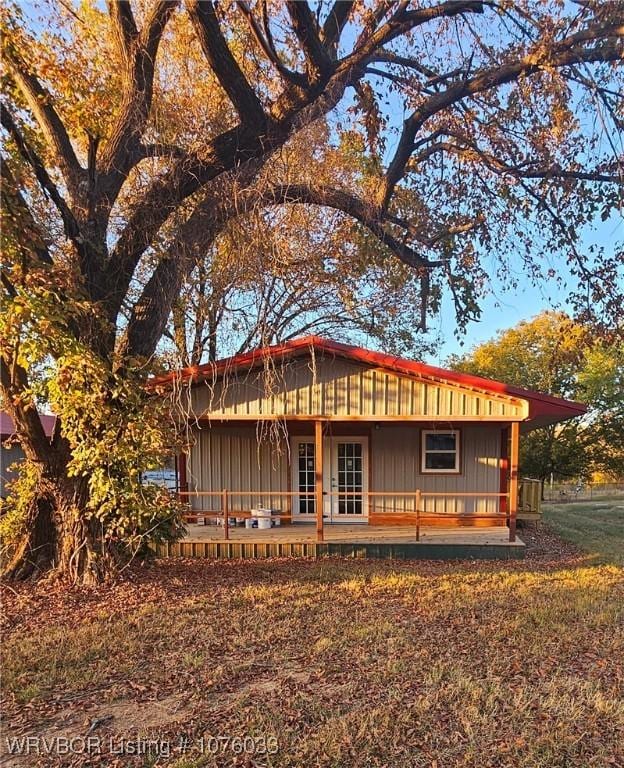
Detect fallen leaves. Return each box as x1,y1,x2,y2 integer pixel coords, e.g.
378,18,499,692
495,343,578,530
1,526,623,767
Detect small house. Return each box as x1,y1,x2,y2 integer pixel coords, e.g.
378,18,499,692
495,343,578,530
152,337,586,558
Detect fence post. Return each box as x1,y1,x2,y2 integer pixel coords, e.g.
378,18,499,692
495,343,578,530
415,489,421,542
222,488,229,541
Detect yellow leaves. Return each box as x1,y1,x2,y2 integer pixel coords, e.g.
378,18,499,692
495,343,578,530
4,0,123,150
1,263,184,549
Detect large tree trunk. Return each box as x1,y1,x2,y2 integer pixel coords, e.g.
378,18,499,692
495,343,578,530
1,441,118,584
3,496,57,581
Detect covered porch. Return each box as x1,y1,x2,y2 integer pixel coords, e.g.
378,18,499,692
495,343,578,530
176,417,522,546
153,336,584,559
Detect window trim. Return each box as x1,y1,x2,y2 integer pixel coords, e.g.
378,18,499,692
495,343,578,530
420,429,461,474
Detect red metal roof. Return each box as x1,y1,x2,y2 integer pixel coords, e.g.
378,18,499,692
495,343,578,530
0,411,56,439
150,335,587,426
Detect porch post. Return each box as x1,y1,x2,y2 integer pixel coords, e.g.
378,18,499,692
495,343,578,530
315,419,324,542
222,488,229,541
508,421,520,542
176,451,192,522
177,451,188,497
499,427,509,519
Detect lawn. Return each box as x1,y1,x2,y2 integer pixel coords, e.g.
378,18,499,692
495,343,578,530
1,515,623,768
543,499,624,566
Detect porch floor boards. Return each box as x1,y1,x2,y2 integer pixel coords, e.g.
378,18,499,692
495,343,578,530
182,523,523,547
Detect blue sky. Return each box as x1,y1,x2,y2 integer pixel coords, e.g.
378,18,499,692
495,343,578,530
14,1,622,366
428,210,623,363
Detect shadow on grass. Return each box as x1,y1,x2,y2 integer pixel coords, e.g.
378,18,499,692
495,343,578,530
543,499,624,567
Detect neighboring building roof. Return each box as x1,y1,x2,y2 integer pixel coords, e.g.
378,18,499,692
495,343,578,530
150,335,587,427
0,412,56,439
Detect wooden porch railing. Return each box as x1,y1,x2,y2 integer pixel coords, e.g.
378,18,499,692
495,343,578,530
177,489,516,542
518,478,542,520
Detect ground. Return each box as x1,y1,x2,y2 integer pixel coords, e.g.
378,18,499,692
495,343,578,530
542,499,624,566
1,501,623,768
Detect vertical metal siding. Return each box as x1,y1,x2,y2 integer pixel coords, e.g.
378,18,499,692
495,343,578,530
371,424,502,516
187,423,503,520
189,357,526,419
188,426,289,514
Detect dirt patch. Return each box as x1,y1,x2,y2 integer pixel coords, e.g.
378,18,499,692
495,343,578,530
0,693,192,766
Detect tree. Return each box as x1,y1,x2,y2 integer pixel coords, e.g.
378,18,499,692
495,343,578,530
164,201,437,366
1,1,622,582
449,312,624,487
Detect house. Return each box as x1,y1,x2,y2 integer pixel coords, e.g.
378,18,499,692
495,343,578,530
0,412,56,498
151,336,586,558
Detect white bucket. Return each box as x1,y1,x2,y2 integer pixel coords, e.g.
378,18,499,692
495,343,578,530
245,518,256,529
253,508,272,530
252,507,271,518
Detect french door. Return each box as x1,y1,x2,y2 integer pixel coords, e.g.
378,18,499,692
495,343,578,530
291,436,368,522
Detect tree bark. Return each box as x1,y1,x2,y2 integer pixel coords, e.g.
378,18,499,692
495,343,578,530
2,461,115,584
1,356,120,584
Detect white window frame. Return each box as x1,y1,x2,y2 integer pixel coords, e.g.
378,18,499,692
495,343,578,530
421,429,460,474
291,437,317,519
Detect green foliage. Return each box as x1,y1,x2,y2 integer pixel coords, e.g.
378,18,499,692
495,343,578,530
0,460,40,557
449,312,624,482
47,355,186,546
0,261,186,556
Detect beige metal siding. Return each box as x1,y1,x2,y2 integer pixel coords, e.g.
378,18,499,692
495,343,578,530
187,426,289,514
190,355,526,420
186,423,503,519
371,424,502,516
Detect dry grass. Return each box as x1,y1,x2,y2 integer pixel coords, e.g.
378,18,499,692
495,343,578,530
1,529,623,767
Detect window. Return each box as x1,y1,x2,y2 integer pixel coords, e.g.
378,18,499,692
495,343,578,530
297,442,316,514
421,430,460,473
337,442,363,516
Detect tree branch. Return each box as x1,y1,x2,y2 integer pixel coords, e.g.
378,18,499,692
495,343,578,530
236,1,308,87
411,132,624,183
107,0,138,59
3,48,83,196
188,0,267,126
321,1,355,50
379,26,624,209
99,1,178,192
0,158,54,266
286,1,333,79
352,1,484,56
0,105,85,260
0,356,52,466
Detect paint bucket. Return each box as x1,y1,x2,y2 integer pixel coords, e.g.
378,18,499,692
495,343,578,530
245,518,256,529
254,508,272,530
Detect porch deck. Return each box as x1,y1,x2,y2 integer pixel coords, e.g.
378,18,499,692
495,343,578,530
156,523,525,560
